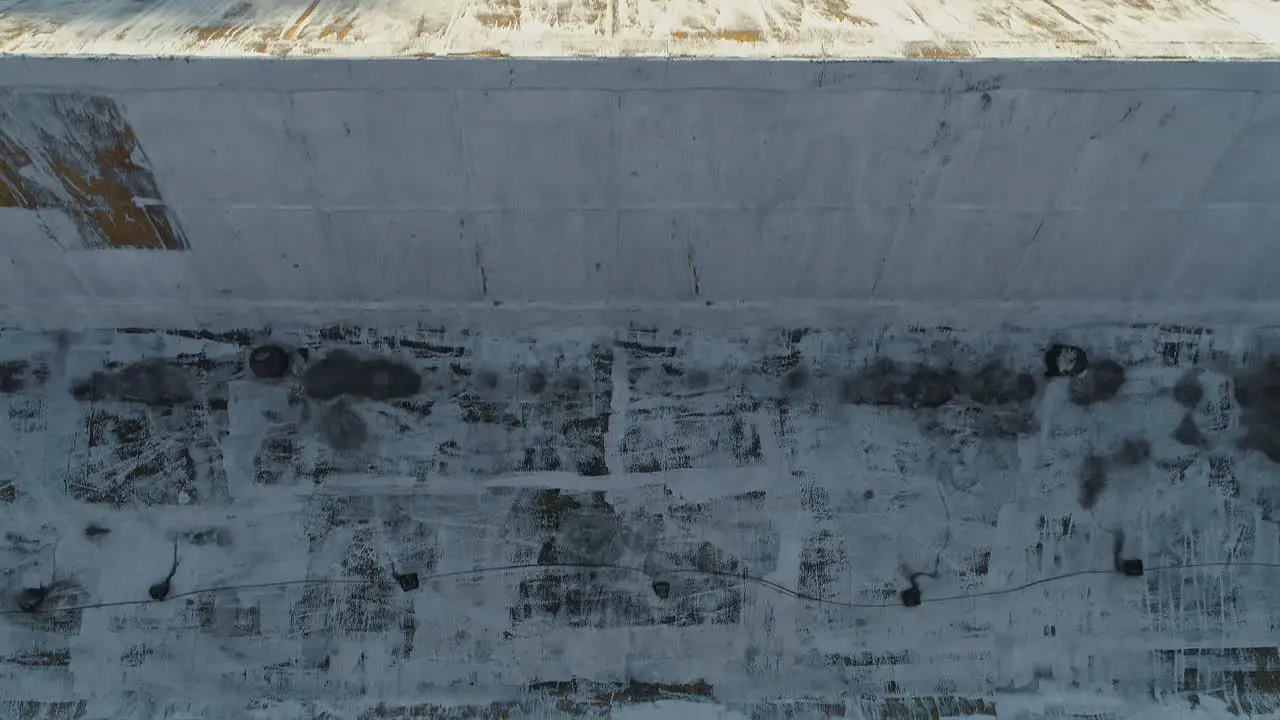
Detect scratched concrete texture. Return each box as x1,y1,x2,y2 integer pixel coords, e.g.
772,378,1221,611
4,321,1280,719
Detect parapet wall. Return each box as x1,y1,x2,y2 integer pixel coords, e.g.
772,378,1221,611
1,58,1278,330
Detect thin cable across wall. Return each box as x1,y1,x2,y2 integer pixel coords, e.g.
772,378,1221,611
2,559,1268,617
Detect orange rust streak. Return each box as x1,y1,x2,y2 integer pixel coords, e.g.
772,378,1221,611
671,29,764,42
284,0,322,40
47,142,174,250
0,134,35,209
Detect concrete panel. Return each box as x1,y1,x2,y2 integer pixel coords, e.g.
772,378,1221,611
0,59,1277,316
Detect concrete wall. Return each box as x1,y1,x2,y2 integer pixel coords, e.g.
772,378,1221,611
1,58,1279,330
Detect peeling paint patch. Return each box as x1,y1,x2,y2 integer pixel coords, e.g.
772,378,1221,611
0,93,188,250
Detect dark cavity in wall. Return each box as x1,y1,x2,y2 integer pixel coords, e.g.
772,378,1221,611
1044,344,1087,378
248,344,291,379
300,350,421,401
1067,359,1126,406
1234,360,1280,463
71,359,194,407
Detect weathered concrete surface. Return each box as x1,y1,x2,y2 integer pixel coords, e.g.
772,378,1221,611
0,58,1279,320
2,4,1280,717
4,321,1280,719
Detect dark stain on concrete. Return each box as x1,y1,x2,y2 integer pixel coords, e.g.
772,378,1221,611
529,678,714,713
0,649,70,667
1111,437,1151,467
1234,360,1280,463
1173,372,1204,409
318,400,369,452
71,360,194,407
841,359,959,409
182,526,233,547
0,360,46,394
254,432,299,485
798,528,846,599
966,360,1037,405
301,350,422,401
1078,454,1108,509
1067,359,1126,406
1173,413,1206,447
525,369,548,394
0,481,13,504
782,365,809,393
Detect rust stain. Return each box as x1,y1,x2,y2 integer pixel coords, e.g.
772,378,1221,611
475,0,521,29
813,0,876,26
283,0,322,40
0,94,188,250
902,40,973,58
318,16,356,41
0,133,34,209
191,2,257,44
457,48,509,56
192,25,249,42
671,29,764,42
412,51,436,57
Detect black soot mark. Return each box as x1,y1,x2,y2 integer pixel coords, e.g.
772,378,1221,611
1233,360,1280,463
1078,455,1108,509
1172,372,1204,409
1044,344,1088,378
1172,413,1206,447
301,350,421,401
840,359,959,409
318,401,369,451
1111,437,1151,467
1067,359,1126,406
966,360,1037,405
71,359,194,407
247,345,291,379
